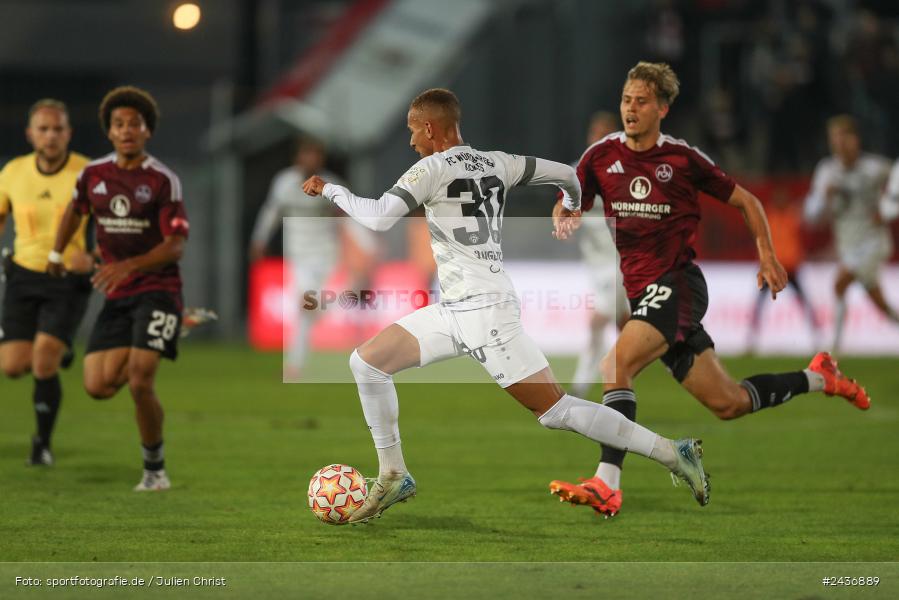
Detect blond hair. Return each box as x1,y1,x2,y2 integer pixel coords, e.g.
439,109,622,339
625,62,680,105
28,98,69,123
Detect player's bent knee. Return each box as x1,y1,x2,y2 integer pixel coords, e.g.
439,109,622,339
709,402,742,421
127,370,156,398
31,362,59,380
349,349,391,384
1,362,29,378
84,380,117,400
128,382,155,402
536,394,572,431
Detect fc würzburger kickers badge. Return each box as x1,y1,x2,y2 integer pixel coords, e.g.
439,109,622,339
655,163,673,182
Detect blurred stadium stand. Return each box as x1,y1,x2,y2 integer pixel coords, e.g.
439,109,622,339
1,0,897,351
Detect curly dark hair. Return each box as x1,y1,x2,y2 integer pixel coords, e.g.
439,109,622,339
98,86,159,133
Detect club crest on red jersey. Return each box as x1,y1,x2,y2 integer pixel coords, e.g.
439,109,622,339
629,176,651,200
110,194,130,217
655,163,673,182
135,184,153,203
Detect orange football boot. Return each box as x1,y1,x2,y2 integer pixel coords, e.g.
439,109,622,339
808,351,870,410
549,476,622,517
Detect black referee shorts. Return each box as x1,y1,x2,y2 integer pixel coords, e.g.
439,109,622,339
0,261,92,347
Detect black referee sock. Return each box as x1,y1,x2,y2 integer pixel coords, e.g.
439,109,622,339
34,375,62,447
741,372,810,412
142,441,165,471
599,388,637,468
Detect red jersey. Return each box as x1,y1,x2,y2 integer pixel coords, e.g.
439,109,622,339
577,132,736,298
72,153,189,299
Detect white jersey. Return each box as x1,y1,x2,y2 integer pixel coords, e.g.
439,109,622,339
322,145,580,310
578,200,618,268
251,167,343,263
388,145,577,309
882,159,899,222
804,153,891,257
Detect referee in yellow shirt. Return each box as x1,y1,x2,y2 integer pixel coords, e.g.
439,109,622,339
0,99,94,465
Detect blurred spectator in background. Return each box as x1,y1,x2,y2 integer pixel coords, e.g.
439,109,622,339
841,9,899,157
746,184,819,353
702,86,744,170
641,0,693,133
804,115,899,352
249,137,377,380
748,6,828,174
571,111,629,397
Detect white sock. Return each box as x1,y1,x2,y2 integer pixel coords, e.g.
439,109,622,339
833,298,846,352
649,437,677,469
595,463,621,489
348,350,406,477
803,368,825,393
538,394,669,466
376,442,407,478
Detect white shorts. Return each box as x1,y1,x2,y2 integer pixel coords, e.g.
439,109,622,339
587,267,630,322
579,214,629,321
395,301,549,388
839,234,891,288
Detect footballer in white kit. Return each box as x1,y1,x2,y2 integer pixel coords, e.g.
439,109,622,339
804,116,899,350
249,139,376,378
363,146,575,386
884,158,899,222
303,88,711,524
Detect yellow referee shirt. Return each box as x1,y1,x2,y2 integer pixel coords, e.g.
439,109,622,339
0,152,90,272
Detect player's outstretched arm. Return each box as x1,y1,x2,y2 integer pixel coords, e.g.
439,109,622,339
803,161,832,225
728,184,787,299
516,157,582,240
47,200,82,276
524,158,582,208
91,235,185,294
248,185,282,262
303,175,408,232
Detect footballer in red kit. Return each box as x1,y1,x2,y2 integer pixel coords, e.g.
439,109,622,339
72,154,190,299
576,131,735,299
50,86,185,492
548,62,872,518
72,155,187,301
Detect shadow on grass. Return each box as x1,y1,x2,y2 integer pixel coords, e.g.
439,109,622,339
69,463,137,485
371,514,482,532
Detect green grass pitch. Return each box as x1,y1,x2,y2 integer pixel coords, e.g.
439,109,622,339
1,344,897,598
